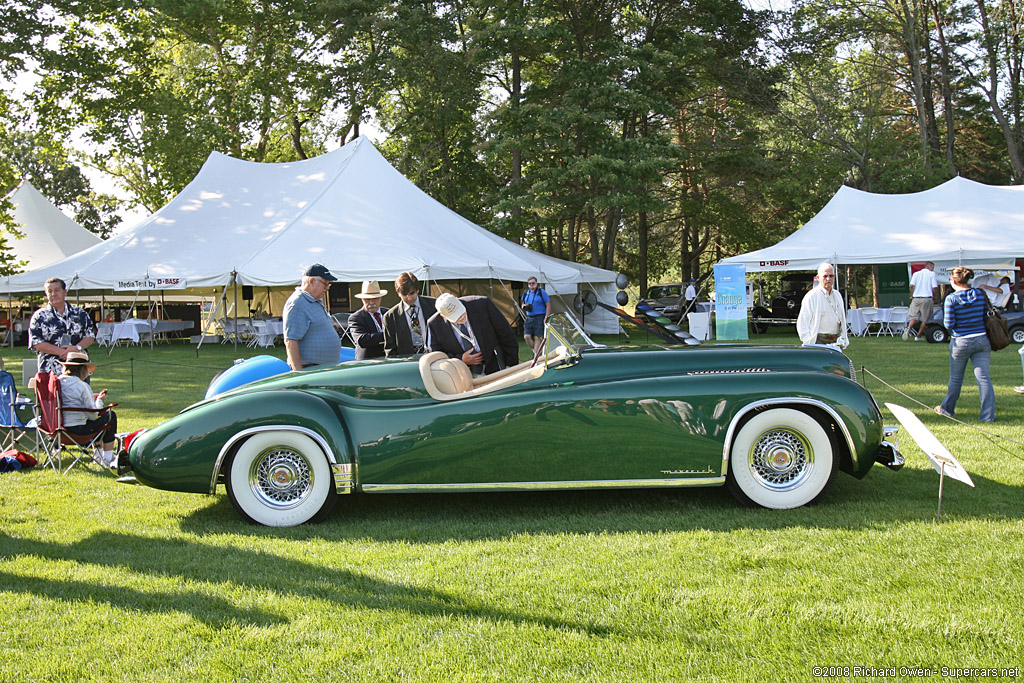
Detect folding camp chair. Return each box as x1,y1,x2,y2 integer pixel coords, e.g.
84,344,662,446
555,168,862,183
0,370,37,453
33,372,119,474
332,313,357,348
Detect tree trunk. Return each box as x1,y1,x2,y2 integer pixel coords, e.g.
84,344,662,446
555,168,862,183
976,0,1024,180
639,210,649,297
930,0,957,172
898,0,933,168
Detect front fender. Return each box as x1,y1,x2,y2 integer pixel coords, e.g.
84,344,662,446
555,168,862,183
721,374,883,478
130,390,351,494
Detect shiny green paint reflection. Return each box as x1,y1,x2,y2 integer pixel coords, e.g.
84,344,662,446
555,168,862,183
129,342,883,497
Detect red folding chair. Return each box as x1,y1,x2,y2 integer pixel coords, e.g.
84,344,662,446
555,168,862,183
33,372,119,475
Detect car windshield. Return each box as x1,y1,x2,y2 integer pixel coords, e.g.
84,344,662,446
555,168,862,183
648,285,680,299
545,312,600,360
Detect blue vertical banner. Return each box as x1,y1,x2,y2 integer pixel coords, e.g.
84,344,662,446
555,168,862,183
713,263,748,340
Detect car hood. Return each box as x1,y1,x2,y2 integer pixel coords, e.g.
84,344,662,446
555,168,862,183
573,344,854,382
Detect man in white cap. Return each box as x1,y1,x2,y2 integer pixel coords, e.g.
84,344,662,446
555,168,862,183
428,293,520,375
283,264,341,370
349,280,390,360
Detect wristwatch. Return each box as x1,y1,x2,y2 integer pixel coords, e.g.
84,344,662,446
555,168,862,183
75,344,82,351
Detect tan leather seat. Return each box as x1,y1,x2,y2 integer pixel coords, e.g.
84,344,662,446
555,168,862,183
428,356,474,395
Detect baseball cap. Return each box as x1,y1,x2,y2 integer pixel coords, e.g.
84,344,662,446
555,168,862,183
436,293,467,323
304,264,337,281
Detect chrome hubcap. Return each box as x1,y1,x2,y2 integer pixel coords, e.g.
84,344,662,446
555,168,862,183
250,447,312,509
749,429,812,490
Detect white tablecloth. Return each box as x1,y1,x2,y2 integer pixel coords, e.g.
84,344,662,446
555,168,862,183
848,308,892,336
252,320,283,347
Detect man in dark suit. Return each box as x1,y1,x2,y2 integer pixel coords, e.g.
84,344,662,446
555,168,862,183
383,272,436,356
428,293,520,375
348,280,389,360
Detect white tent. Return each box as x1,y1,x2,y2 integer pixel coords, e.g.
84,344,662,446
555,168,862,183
5,181,103,270
1,137,618,331
720,177,1024,272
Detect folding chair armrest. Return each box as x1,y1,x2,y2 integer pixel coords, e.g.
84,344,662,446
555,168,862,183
60,403,117,414
60,406,112,419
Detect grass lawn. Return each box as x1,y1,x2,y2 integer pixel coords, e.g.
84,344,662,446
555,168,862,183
2,333,1023,682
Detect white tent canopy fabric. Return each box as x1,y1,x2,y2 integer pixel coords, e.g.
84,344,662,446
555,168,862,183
1,137,617,330
720,177,1024,272
5,181,103,270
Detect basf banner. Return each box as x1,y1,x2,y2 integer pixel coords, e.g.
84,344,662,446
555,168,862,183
714,263,748,340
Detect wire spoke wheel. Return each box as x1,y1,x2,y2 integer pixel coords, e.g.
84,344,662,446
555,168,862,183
226,431,337,526
727,408,837,509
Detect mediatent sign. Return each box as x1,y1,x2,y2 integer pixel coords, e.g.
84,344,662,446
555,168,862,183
114,278,188,291
759,260,790,268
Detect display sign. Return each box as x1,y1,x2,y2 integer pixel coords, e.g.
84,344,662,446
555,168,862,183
114,277,188,291
713,263,748,340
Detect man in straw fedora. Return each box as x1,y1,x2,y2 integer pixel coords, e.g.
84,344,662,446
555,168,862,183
349,280,390,360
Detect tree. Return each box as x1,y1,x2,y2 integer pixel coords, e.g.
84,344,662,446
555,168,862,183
1,130,123,238
34,0,355,210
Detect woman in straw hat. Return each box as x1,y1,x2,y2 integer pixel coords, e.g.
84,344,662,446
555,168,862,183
60,352,119,467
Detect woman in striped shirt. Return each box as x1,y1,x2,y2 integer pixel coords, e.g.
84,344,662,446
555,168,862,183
936,266,995,422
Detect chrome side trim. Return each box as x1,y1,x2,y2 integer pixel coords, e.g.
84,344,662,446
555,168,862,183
360,477,725,493
721,398,858,476
333,463,354,494
687,368,771,375
210,425,340,494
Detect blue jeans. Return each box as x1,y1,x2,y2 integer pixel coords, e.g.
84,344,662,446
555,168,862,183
940,336,995,421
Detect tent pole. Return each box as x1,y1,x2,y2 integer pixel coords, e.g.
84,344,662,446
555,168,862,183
232,271,239,352
6,287,12,349
496,277,526,325
146,288,154,350
109,288,143,356
196,283,230,356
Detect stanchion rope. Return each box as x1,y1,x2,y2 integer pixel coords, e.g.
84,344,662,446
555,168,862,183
860,365,1024,455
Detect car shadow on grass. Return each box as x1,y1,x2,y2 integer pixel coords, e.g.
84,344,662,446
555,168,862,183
0,530,616,635
176,462,1023,544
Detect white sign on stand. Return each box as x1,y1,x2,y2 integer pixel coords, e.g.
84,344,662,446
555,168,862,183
687,312,711,341
885,403,974,520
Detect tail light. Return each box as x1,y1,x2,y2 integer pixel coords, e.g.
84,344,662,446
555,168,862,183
123,428,148,452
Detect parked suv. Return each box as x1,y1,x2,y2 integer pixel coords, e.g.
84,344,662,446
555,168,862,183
639,283,686,322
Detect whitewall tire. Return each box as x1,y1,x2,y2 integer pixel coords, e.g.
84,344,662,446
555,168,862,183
727,408,837,509
226,431,337,526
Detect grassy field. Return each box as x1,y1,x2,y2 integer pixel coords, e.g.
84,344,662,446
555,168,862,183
2,333,1023,682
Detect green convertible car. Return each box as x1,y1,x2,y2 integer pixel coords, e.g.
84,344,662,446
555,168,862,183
124,313,903,526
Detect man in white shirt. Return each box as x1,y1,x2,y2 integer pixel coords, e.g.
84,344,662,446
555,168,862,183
903,261,939,341
684,279,697,304
979,276,1011,308
796,262,849,348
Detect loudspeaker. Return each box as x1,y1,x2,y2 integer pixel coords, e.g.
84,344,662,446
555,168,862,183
242,286,253,301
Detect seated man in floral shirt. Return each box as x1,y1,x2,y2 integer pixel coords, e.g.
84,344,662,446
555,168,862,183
28,277,96,375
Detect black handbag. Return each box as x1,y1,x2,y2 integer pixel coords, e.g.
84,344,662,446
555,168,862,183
984,292,1011,350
